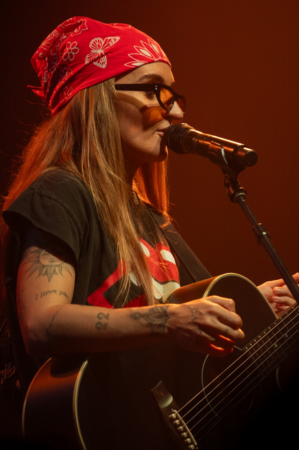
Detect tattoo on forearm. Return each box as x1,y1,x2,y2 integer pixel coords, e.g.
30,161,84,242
95,312,109,330
46,305,65,342
36,290,69,300
130,306,169,335
25,246,74,282
188,306,203,334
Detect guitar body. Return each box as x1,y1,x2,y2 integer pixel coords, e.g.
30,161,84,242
22,274,299,450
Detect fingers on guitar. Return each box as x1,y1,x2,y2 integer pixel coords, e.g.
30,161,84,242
209,296,236,312
209,297,244,329
208,343,234,357
218,308,243,331
223,326,244,341
273,296,295,305
275,303,294,311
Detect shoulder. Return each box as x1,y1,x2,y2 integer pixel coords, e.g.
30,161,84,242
3,170,98,256
6,169,96,222
29,169,92,206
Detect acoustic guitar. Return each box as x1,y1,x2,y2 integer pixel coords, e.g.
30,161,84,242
22,273,299,450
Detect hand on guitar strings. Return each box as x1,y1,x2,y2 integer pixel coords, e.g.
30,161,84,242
258,272,299,315
167,296,245,357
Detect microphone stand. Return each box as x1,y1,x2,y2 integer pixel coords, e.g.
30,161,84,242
222,168,299,304
165,124,299,302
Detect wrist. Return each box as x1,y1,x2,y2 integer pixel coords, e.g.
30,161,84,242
164,303,180,338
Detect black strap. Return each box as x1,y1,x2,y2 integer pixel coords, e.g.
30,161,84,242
146,206,211,283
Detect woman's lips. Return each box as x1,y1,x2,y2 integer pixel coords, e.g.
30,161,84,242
156,129,167,137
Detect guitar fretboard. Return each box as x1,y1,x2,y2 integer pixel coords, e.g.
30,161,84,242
245,305,299,377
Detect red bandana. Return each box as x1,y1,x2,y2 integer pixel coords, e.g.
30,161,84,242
29,17,171,116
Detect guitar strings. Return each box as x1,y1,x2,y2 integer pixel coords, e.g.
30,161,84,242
186,320,299,442
192,338,299,443
186,310,299,425
178,305,299,422
182,305,298,422
178,304,299,418
190,320,296,431
192,325,299,441
189,317,299,438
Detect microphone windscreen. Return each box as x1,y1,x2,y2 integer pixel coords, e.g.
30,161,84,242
163,123,192,154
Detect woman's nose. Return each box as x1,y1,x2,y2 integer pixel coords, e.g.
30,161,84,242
164,101,185,120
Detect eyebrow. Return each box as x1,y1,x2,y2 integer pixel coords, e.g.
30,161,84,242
137,73,175,85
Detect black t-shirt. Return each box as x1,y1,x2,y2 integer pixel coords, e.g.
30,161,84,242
3,169,184,308
3,169,211,390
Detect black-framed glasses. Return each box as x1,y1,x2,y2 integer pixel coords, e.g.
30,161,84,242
115,83,186,114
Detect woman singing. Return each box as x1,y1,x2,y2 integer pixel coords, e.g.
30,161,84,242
1,16,297,449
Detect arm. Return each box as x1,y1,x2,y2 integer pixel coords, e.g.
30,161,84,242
17,229,244,358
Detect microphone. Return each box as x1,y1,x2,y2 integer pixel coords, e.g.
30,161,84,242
163,123,258,170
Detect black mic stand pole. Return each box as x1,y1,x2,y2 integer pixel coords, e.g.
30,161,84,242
223,174,299,304
202,139,299,302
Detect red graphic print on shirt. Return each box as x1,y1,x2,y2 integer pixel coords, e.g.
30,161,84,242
87,238,180,308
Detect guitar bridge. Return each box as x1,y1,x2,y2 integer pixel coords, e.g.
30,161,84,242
151,381,198,450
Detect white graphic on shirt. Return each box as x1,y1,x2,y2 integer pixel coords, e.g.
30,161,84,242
160,249,176,264
129,239,180,303
152,278,180,300
140,241,150,257
129,271,140,286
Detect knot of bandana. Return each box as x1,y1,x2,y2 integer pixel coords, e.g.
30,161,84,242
29,17,171,116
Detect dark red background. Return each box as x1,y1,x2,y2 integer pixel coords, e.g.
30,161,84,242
2,0,299,286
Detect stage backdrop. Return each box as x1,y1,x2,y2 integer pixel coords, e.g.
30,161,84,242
2,0,299,287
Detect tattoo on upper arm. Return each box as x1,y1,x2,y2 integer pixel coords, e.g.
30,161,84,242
25,246,74,282
35,290,69,300
95,312,109,330
130,306,169,335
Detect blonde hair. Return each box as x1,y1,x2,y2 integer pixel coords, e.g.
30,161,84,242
0,79,170,306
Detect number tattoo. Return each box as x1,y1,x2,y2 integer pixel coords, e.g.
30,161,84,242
95,312,109,330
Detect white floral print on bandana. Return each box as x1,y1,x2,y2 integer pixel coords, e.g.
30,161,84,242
63,42,80,61
85,36,120,68
125,39,168,68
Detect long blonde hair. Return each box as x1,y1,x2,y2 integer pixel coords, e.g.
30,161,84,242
0,79,170,306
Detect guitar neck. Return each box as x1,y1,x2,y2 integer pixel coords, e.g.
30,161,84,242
178,304,299,446
245,304,299,379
